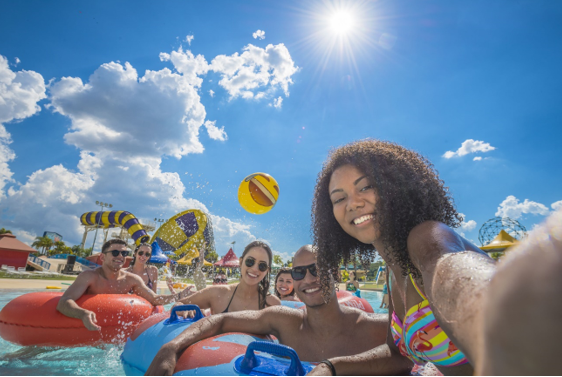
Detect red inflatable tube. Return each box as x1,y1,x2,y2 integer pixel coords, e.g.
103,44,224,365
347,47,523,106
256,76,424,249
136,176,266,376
0,292,163,347
336,290,374,313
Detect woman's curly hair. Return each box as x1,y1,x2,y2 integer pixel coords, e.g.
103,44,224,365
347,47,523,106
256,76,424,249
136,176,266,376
311,139,462,302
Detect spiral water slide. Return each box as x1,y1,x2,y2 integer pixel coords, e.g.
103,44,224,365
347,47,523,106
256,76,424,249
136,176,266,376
80,211,150,246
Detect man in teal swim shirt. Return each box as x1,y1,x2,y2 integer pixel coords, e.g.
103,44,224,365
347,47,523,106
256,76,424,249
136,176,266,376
146,245,400,375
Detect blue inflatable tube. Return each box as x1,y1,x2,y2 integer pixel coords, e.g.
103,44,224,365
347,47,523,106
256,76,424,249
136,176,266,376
121,305,204,375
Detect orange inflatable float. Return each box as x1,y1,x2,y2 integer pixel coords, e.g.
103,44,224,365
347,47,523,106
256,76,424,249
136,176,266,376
0,292,163,347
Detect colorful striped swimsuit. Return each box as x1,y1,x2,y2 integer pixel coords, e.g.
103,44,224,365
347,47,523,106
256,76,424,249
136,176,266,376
390,274,468,367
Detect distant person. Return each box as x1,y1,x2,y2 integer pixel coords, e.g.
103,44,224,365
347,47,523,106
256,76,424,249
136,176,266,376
57,239,193,331
379,283,389,309
346,271,361,298
126,243,158,293
274,267,298,301
176,240,281,314
146,245,390,375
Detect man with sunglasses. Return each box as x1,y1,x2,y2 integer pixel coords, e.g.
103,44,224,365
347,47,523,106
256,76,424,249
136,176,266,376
57,239,193,331
146,244,389,375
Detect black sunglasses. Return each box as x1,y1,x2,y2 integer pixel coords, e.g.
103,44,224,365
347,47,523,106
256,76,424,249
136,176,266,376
245,257,269,272
104,249,130,257
291,263,318,281
137,251,151,258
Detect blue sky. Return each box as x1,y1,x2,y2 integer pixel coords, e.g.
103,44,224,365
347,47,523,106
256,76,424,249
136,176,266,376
1,0,561,262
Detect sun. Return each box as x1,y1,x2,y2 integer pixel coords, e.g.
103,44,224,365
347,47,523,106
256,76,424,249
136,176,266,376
328,10,355,35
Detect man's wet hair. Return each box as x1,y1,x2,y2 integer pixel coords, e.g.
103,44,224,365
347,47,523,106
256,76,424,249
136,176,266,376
101,239,128,253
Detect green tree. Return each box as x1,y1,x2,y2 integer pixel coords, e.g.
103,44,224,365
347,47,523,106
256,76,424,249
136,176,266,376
71,245,93,258
273,254,283,266
31,236,53,254
0,228,12,234
49,240,72,256
284,257,293,268
205,250,219,263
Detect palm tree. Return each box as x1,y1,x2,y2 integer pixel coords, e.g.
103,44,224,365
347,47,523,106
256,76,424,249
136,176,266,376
31,236,53,254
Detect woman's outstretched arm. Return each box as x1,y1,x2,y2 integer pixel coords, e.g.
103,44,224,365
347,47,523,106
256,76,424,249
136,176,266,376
478,209,562,375
407,221,496,366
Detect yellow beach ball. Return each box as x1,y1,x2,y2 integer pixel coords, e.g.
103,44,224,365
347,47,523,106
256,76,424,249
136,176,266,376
238,173,280,215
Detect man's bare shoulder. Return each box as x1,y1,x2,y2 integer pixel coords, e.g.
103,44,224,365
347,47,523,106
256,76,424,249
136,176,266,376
76,268,100,280
340,305,387,325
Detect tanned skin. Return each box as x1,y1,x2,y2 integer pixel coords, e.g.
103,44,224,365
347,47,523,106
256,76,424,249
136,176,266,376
56,243,192,331
145,245,390,376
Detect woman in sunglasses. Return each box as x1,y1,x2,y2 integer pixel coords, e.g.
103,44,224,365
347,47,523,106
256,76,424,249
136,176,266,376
308,139,498,376
274,268,298,301
126,243,160,293
177,240,281,314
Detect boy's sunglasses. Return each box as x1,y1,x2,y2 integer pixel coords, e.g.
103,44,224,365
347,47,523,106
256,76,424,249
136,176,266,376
245,257,269,272
137,251,151,258
291,263,318,281
104,249,130,257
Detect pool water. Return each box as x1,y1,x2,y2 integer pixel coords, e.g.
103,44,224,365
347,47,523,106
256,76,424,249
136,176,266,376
0,288,386,376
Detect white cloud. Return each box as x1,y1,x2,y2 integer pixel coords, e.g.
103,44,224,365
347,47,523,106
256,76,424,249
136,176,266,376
204,120,227,141
0,45,271,251
0,55,47,198
551,200,562,211
495,195,550,219
443,139,495,159
49,60,208,160
209,89,214,97
473,156,482,161
269,96,283,108
14,57,21,66
253,30,266,40
185,35,194,45
459,213,477,232
210,43,298,99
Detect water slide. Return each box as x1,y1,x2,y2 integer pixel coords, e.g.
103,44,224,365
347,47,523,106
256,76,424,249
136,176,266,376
150,209,215,257
80,211,150,246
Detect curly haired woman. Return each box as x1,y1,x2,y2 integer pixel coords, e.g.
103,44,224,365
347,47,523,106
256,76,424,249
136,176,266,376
308,139,497,375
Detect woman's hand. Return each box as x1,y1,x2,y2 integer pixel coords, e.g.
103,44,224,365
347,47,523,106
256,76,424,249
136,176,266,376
145,342,178,376
172,301,196,319
307,363,333,376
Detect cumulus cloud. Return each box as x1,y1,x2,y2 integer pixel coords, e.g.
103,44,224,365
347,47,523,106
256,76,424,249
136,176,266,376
473,156,482,161
204,120,227,141
209,89,214,97
495,195,550,219
443,139,495,159
49,60,208,160
459,213,477,232
185,35,194,45
253,30,266,40
0,44,278,251
269,96,283,108
210,43,298,99
0,55,46,197
551,200,562,211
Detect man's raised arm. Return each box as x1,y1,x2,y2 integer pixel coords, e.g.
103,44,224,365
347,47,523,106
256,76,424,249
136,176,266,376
56,271,100,331
145,306,288,376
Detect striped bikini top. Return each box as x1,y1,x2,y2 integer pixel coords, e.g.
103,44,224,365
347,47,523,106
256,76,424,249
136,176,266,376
390,273,468,367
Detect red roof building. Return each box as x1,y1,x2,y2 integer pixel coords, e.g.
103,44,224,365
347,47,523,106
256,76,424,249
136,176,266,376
0,234,37,269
